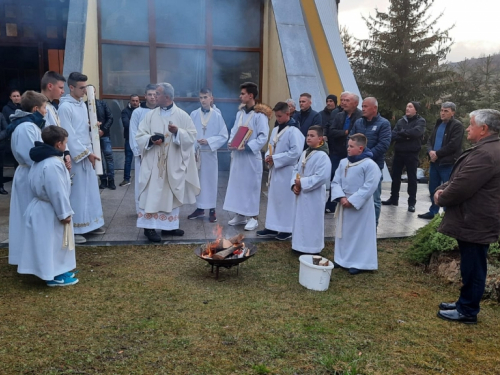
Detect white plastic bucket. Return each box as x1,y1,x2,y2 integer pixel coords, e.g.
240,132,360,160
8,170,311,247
298,255,334,291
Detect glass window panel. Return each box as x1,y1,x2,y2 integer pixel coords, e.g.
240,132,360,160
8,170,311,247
212,101,240,133
101,44,150,95
155,0,205,45
46,25,58,39
6,23,18,37
21,6,34,19
5,5,16,18
212,0,261,48
46,8,57,21
23,25,35,38
212,50,260,99
102,99,128,148
100,0,148,42
156,48,206,98
174,101,201,117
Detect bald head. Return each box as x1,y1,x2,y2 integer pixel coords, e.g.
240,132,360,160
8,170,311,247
362,97,378,120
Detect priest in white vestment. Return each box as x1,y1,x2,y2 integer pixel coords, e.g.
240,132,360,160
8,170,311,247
223,82,271,231
257,102,304,241
291,125,331,254
135,82,200,242
18,127,78,286
129,84,157,212
188,88,228,223
331,134,381,275
7,91,46,265
59,72,104,244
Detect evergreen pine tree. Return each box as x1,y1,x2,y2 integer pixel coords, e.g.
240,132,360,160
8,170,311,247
352,0,453,118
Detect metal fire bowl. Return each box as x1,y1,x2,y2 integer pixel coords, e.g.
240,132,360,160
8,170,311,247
194,243,257,269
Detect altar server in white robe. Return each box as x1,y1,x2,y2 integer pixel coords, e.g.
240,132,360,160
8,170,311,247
58,72,104,244
135,82,200,243
7,91,46,265
18,126,78,286
129,84,157,212
331,133,381,275
41,71,71,171
188,88,228,223
291,125,331,254
257,102,304,240
223,82,271,231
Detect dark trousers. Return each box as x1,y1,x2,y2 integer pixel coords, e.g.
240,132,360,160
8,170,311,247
325,154,343,211
124,139,133,181
0,149,4,187
429,162,453,214
389,152,419,206
99,136,115,181
456,240,489,317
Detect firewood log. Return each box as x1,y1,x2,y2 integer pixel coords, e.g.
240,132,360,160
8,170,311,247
228,234,244,244
212,243,244,260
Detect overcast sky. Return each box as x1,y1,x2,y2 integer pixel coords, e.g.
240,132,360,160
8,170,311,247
337,0,500,62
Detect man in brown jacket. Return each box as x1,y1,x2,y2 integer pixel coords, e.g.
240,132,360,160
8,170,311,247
435,109,500,324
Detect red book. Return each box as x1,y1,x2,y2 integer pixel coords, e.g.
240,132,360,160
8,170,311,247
231,126,253,150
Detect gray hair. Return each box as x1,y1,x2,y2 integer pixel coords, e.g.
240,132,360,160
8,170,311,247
364,97,378,107
340,91,352,97
286,98,296,108
441,102,456,112
349,93,360,104
157,82,174,99
470,109,500,134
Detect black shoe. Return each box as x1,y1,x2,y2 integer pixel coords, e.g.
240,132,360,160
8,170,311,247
0,187,8,195
437,309,477,324
99,179,107,189
349,267,363,275
439,302,456,310
333,262,344,269
209,209,217,223
188,208,205,220
408,205,415,213
382,198,398,206
144,229,161,242
276,232,292,241
161,229,184,236
256,229,278,237
418,212,435,219
108,179,116,190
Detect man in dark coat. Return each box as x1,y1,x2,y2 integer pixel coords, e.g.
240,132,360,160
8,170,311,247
383,102,426,212
324,92,361,213
0,113,8,194
2,89,22,124
319,94,339,135
293,93,321,146
435,109,500,324
120,94,140,186
418,102,464,219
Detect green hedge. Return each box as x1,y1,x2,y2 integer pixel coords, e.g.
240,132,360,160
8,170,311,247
406,215,500,264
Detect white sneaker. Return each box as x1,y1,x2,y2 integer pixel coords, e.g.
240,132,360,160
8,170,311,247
74,235,87,244
88,227,106,235
244,218,258,231
228,214,247,226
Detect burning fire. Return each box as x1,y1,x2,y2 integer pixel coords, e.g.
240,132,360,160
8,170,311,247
201,225,249,259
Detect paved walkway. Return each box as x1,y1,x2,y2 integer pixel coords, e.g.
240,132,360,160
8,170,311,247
0,168,432,246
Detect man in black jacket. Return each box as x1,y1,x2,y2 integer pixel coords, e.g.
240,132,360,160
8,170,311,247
324,92,362,212
319,94,339,134
2,89,22,124
94,99,115,189
418,102,464,219
383,102,426,212
120,94,140,186
0,113,8,194
293,93,321,145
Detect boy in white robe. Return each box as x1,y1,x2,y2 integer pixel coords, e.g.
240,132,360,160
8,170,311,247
291,125,331,254
18,126,78,286
223,82,271,231
331,133,382,275
59,72,104,244
257,102,304,240
129,84,157,212
188,88,228,223
7,91,47,266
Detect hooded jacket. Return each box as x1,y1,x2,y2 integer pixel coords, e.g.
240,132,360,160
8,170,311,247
30,141,64,162
2,100,21,124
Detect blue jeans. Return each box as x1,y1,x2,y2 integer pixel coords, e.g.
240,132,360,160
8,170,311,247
456,240,489,317
100,136,114,180
373,173,383,227
429,163,453,214
124,139,133,181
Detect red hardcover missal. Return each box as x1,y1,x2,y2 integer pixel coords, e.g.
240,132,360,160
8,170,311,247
231,126,253,150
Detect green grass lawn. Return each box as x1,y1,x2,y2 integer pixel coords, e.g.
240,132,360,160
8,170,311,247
1,240,500,374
